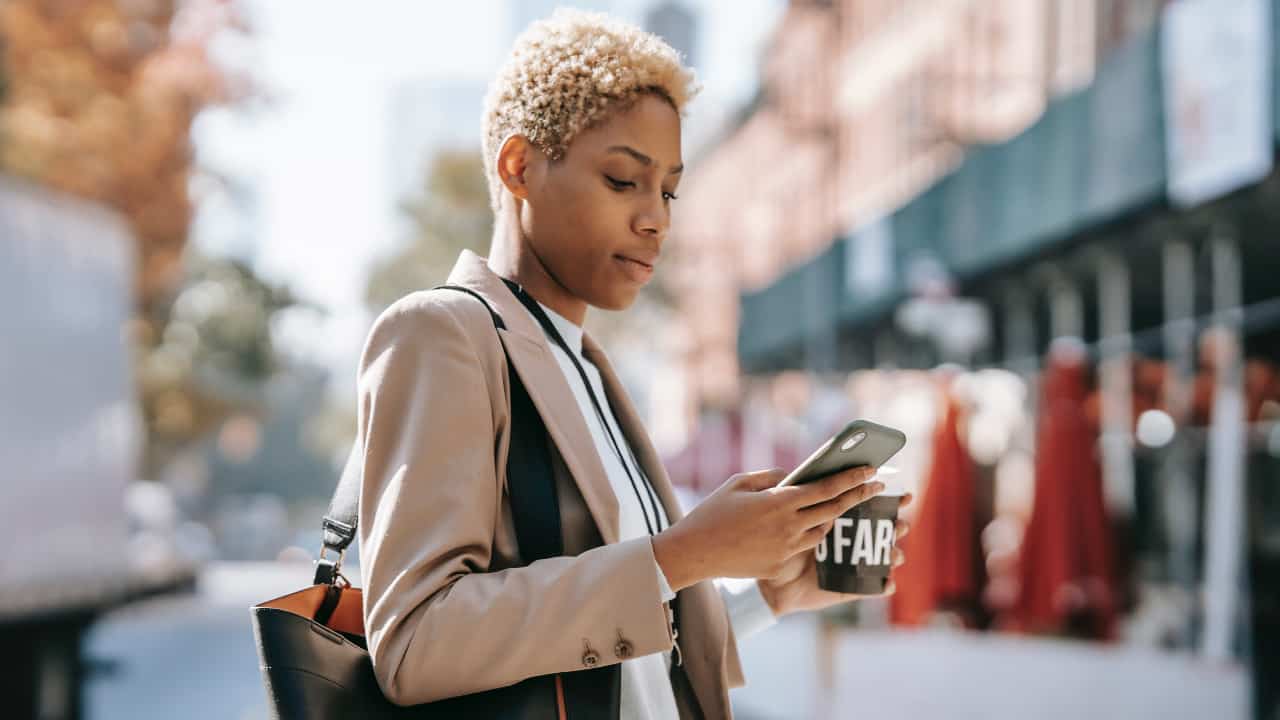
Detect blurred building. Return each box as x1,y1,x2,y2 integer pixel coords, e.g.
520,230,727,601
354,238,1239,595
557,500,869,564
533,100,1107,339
672,0,1123,412
645,1,699,68
671,0,1279,716
387,80,486,228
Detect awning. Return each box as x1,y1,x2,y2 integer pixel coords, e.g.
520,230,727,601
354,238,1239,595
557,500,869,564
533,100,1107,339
740,26,1171,372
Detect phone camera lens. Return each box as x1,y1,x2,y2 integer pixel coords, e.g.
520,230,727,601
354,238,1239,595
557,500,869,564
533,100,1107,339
841,432,866,451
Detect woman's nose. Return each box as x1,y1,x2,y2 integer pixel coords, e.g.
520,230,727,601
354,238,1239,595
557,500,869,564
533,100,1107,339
634,200,668,240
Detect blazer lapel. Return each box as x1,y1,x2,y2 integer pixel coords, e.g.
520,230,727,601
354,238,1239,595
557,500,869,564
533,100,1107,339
579,334,685,527
581,334,732,720
443,250,621,546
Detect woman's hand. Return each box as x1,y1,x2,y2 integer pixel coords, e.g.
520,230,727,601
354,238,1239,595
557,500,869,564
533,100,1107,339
756,493,913,618
652,466,884,592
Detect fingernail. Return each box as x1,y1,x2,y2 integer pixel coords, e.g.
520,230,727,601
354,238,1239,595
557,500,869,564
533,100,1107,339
872,482,886,494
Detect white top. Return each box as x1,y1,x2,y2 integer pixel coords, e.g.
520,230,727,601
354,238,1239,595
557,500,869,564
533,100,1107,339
527,299,778,720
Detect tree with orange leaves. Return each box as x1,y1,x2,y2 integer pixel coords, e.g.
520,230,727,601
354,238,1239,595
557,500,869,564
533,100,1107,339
0,0,249,302
0,1,295,480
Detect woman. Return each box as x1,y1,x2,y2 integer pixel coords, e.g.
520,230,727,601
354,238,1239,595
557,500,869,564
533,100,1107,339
355,9,910,718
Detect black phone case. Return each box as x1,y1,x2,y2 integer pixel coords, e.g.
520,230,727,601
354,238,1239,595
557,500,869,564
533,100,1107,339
778,419,906,487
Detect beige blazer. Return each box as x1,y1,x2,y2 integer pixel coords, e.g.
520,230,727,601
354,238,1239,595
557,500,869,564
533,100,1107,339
355,248,745,717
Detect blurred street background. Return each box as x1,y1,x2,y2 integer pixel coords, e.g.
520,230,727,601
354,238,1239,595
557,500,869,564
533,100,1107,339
1,0,1276,718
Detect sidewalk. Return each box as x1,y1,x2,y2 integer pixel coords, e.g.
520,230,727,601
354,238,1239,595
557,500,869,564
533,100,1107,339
85,563,1251,720
730,612,1250,720
85,562,310,720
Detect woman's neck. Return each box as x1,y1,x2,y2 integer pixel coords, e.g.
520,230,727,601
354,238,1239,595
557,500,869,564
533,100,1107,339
487,206,588,326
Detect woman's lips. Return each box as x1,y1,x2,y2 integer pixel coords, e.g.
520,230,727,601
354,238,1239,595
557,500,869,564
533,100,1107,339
614,254,654,282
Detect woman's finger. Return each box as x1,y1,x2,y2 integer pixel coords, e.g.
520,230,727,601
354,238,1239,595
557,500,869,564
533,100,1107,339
780,466,877,509
895,519,909,540
796,479,884,525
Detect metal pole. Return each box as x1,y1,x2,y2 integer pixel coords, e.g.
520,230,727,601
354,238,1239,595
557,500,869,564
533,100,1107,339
1096,249,1136,517
1048,268,1083,341
1032,261,1082,342
1162,238,1199,631
1200,227,1247,662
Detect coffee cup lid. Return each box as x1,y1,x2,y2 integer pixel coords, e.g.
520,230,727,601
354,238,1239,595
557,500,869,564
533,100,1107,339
873,465,909,495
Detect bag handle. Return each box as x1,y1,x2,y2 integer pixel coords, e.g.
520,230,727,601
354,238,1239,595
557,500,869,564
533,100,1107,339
314,284,563,585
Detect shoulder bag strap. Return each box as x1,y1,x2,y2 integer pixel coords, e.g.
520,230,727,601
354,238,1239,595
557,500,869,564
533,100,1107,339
314,284,562,585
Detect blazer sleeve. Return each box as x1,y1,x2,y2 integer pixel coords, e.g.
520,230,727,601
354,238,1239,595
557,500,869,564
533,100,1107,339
355,292,675,706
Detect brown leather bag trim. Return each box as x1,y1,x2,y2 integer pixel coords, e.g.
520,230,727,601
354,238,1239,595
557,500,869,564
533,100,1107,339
554,674,567,720
258,584,366,637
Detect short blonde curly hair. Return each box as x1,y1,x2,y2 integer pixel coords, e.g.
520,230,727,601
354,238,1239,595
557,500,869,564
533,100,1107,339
481,7,700,213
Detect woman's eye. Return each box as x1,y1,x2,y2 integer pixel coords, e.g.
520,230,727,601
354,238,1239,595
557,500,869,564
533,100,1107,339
663,191,679,202
605,175,634,190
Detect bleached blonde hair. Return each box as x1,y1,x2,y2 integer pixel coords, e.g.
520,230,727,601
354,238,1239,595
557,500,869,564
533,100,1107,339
480,7,700,213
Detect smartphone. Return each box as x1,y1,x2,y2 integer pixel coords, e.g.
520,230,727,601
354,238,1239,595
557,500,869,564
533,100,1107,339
775,419,906,488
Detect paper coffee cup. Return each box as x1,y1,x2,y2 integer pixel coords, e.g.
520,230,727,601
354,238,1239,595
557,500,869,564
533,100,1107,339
814,491,900,595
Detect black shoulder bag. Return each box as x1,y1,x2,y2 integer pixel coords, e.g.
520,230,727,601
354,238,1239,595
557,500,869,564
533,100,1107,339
250,285,621,719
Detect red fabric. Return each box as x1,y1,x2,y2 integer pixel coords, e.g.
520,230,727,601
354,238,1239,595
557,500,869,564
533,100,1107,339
1012,353,1118,640
1244,358,1278,422
891,394,984,627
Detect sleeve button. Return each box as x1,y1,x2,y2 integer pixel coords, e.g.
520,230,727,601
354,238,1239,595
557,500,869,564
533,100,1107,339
582,650,600,667
613,640,634,659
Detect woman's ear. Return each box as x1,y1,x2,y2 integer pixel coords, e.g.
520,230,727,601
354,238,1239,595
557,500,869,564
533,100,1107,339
496,134,540,203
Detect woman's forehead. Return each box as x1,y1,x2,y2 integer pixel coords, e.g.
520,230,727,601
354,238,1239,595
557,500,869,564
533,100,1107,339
572,98,682,167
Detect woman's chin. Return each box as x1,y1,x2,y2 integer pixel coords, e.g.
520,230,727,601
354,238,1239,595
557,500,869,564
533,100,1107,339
594,287,641,312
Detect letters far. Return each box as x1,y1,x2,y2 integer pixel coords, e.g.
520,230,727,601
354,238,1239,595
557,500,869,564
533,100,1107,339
814,518,895,566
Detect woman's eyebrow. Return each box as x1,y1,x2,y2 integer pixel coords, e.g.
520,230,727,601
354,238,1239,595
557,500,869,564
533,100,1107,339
606,145,683,175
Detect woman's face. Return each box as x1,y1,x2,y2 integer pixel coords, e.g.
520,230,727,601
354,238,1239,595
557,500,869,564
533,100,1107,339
519,93,683,312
